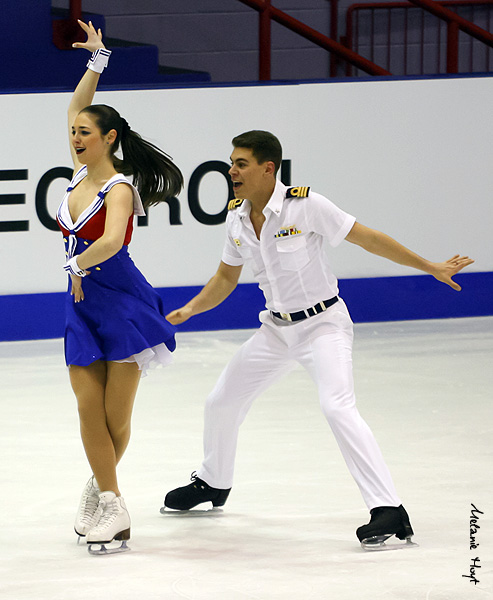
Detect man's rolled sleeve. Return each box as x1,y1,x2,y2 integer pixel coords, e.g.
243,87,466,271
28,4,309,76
306,192,356,248
221,237,245,267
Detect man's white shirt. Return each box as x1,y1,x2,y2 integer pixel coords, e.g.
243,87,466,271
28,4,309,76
221,180,356,313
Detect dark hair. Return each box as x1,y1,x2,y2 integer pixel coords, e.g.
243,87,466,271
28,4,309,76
231,130,282,174
80,104,183,209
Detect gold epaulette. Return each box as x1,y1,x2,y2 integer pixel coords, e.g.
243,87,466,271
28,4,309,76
228,198,245,210
286,186,310,199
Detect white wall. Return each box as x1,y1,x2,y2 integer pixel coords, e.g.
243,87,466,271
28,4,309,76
0,76,491,295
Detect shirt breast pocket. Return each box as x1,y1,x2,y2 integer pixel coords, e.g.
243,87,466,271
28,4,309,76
276,235,309,271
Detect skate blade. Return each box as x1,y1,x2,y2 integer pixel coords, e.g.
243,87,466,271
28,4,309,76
159,503,224,516
361,535,418,552
75,526,89,544
88,540,130,556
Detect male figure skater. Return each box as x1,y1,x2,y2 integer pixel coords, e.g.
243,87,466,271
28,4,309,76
164,130,473,548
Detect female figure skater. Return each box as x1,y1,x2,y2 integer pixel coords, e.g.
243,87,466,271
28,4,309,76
57,21,183,553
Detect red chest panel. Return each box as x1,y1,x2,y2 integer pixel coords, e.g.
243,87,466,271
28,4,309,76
58,207,134,245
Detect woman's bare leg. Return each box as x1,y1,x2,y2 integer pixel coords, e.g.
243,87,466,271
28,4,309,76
70,361,140,495
105,361,141,463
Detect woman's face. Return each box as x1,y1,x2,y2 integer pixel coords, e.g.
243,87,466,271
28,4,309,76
71,112,108,164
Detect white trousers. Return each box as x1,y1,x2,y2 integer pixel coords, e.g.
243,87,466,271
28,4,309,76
197,300,401,510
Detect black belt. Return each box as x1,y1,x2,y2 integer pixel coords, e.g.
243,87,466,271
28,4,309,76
271,297,338,322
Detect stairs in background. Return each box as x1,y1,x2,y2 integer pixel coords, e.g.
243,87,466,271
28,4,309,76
0,1,210,93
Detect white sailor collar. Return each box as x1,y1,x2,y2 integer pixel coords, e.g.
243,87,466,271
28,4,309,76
59,166,145,230
57,166,145,259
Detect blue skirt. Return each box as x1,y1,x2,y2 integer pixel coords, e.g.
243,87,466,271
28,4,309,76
64,238,176,367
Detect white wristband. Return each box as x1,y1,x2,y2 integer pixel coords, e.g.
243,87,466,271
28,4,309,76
64,256,87,277
86,48,112,73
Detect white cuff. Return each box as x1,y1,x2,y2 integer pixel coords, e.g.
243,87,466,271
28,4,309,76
63,256,87,277
87,48,112,73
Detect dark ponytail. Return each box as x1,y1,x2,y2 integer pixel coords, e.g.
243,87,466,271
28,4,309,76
80,104,184,209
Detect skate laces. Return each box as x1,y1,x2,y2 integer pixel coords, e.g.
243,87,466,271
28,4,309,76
79,481,100,523
91,497,120,533
190,472,208,490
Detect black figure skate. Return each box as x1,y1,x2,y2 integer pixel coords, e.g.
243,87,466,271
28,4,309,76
161,472,231,512
356,505,417,551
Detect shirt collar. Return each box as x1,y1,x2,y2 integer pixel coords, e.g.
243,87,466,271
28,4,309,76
237,180,287,218
264,180,287,216
237,198,251,218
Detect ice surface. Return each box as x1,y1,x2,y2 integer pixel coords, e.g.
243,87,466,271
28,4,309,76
0,317,491,599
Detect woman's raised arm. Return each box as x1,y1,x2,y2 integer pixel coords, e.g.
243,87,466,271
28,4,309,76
68,20,109,169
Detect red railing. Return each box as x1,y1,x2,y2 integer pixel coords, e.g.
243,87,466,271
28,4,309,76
60,0,388,76
59,0,493,78
237,0,391,77
52,0,83,49
346,0,493,75
69,0,82,20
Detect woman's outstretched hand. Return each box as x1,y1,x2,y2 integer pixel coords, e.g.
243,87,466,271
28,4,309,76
72,20,106,52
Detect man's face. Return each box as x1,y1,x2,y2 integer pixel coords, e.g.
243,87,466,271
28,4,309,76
229,147,274,201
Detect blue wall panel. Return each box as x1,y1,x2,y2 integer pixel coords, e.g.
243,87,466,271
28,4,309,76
1,272,491,342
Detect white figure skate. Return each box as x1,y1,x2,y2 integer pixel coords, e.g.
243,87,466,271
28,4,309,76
74,476,100,541
86,491,131,555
